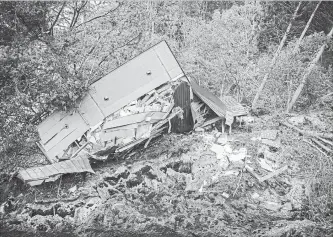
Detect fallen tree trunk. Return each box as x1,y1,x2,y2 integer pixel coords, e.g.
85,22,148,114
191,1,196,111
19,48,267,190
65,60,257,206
280,121,333,139
252,2,301,109
287,26,333,112
292,1,322,54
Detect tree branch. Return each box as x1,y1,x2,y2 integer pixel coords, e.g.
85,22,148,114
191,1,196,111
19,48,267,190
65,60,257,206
70,1,88,28
49,2,66,36
98,32,142,67
75,2,122,29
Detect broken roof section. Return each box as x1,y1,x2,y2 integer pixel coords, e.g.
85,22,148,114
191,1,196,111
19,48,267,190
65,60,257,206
221,96,248,117
189,78,227,118
37,41,184,162
17,156,94,186
89,41,183,117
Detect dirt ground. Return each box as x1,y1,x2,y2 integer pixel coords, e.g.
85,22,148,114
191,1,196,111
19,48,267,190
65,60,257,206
0,112,332,237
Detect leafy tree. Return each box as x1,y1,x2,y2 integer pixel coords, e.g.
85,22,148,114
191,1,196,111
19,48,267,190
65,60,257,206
178,2,262,103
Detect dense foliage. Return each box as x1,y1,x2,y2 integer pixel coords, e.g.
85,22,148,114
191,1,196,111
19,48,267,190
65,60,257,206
0,0,332,161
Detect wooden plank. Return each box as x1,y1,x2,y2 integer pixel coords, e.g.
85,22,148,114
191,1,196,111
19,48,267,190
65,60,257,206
136,124,152,139
104,113,149,129
103,112,166,129
100,128,135,142
71,142,89,158
259,165,288,182
104,123,139,132
194,117,221,129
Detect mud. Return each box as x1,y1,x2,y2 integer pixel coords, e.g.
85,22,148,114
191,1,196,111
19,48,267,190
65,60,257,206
1,127,331,236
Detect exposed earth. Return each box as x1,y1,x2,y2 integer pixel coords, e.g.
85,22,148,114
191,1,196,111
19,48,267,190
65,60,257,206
0,112,332,237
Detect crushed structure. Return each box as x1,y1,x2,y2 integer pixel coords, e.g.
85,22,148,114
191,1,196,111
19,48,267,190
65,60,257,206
18,41,248,186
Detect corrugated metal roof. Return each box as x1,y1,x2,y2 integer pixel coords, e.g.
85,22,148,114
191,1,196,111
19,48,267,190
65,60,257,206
188,78,227,117
171,81,193,133
17,156,94,186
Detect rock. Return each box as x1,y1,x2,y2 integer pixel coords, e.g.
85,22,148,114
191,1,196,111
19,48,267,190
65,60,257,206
114,166,129,177
97,186,110,200
131,164,151,175
68,185,77,193
288,115,305,125
194,127,205,132
258,158,274,172
222,192,230,199
74,207,92,225
241,116,255,124
0,202,6,217
262,201,281,211
251,192,260,200
216,134,228,145
86,197,100,207
210,144,232,159
214,132,222,138
282,202,293,212
57,205,73,218
218,156,229,170
228,147,247,162
126,173,143,188
224,144,233,154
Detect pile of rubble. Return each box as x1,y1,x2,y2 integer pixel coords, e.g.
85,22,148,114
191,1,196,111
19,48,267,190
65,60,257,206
61,79,185,161
184,128,289,198
3,126,324,236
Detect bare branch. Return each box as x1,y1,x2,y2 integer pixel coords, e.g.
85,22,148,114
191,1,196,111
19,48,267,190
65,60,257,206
49,2,66,35
75,2,122,29
70,1,88,28
98,32,142,67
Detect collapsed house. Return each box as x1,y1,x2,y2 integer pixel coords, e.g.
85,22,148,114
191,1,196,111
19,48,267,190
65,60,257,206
18,41,248,186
